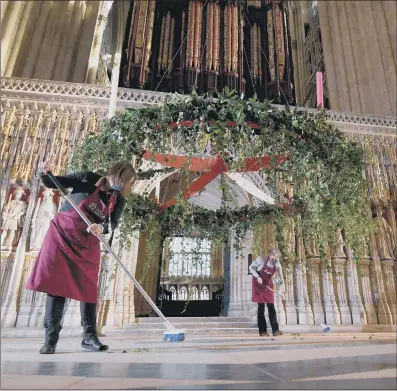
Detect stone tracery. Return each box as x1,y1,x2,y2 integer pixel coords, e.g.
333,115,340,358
1,0,397,331
1,75,396,331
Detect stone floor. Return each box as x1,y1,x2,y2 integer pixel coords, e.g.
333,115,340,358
1,332,396,390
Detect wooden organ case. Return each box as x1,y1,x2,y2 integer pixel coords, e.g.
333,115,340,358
121,0,295,104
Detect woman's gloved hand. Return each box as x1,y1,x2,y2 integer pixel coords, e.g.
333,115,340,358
87,224,104,236
274,276,283,286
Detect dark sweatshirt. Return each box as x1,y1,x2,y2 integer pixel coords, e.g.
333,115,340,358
40,171,125,234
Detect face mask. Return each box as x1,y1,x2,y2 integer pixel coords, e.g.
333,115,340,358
111,184,121,192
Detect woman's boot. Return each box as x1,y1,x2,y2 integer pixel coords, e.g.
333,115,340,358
80,302,108,352
40,295,66,354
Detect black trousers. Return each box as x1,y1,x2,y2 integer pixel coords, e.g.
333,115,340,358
257,303,279,334
44,294,97,344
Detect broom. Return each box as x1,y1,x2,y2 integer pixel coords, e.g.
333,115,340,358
267,285,331,333
45,171,185,342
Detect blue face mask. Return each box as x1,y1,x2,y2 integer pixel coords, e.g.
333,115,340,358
111,184,121,192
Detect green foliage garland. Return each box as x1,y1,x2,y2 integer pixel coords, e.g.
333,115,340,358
70,91,372,265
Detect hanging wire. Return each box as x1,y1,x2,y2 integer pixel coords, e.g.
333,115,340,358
194,35,208,89
243,46,257,97
155,0,211,92
241,7,291,108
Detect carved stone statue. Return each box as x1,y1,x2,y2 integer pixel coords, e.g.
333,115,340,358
332,230,346,259
29,189,57,251
1,187,28,250
304,234,319,258
374,206,396,261
284,217,296,257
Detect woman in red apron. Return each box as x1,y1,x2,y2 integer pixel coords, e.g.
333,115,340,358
249,248,285,337
26,161,136,354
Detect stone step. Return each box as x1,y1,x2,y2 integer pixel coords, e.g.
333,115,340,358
104,323,397,337
107,328,259,336
1,324,396,338
123,322,255,330
134,316,251,324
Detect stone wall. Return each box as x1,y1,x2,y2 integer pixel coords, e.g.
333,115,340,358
1,1,103,82
1,77,396,332
290,1,397,117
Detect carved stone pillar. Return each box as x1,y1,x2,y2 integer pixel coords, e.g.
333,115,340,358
0,253,14,306
385,204,397,257
369,229,393,324
108,52,121,118
133,234,159,317
98,230,140,330
373,206,396,262
345,248,366,324
275,282,286,326
62,300,81,329
228,232,256,320
322,258,341,325
97,253,115,329
284,266,297,324
118,234,140,326
30,292,46,328
308,258,325,324
358,258,378,324
295,220,313,325
15,254,41,327
295,260,313,325
1,181,37,327
332,259,352,324
346,248,367,324
86,1,113,84
381,260,397,324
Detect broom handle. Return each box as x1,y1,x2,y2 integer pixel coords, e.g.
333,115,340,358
266,285,318,324
45,172,173,329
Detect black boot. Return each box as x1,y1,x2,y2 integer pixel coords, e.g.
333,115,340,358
80,302,108,352
40,341,57,354
40,295,66,354
81,335,108,352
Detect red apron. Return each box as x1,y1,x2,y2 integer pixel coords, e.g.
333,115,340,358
26,186,116,303
252,257,276,304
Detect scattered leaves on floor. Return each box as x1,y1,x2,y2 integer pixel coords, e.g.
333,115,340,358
132,348,150,353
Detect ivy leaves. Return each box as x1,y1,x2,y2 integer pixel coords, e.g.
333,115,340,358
70,91,370,263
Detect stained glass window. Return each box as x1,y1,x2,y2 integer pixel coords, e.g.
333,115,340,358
167,237,212,277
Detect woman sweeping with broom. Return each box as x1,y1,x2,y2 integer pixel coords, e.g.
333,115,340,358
26,161,136,354
249,248,285,337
